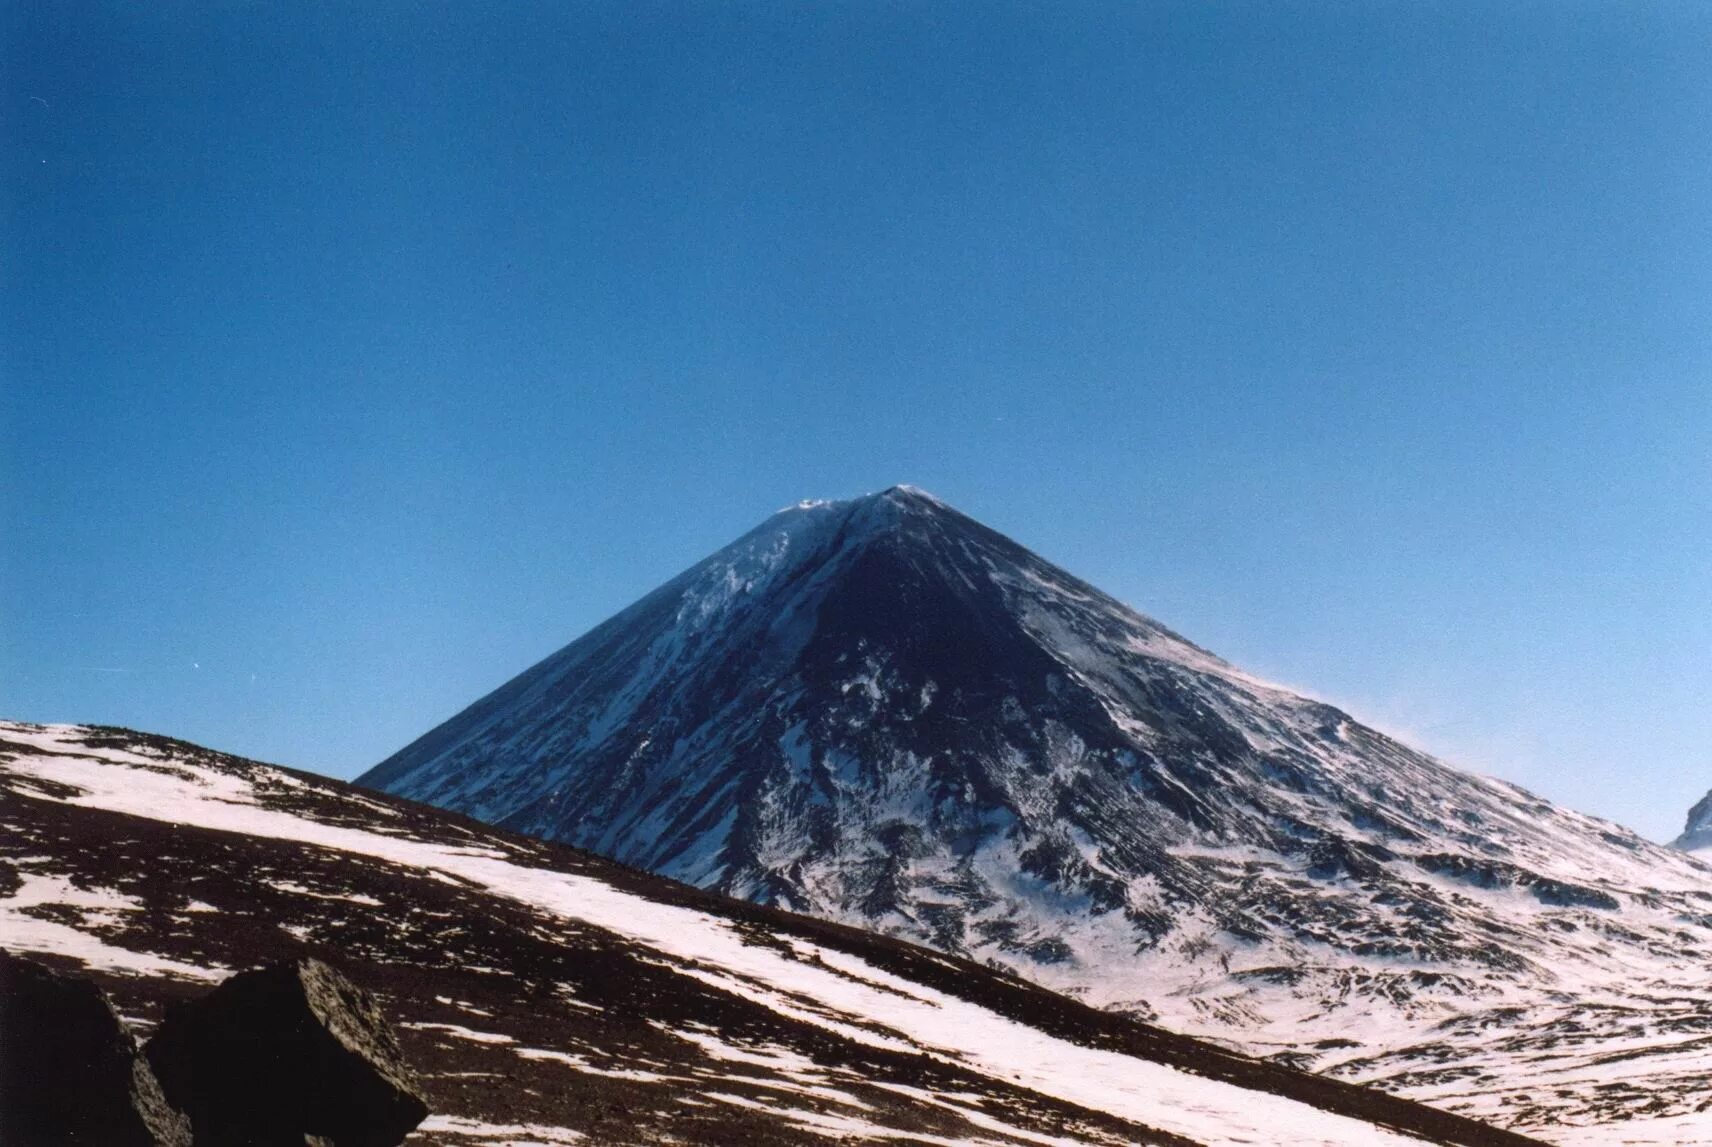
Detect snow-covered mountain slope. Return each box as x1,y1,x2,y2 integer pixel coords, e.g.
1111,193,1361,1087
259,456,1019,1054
362,487,1712,1144
1673,792,1712,852
0,721,1535,1147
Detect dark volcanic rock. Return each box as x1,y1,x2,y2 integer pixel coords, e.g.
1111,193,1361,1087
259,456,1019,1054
144,958,426,1147
0,949,191,1147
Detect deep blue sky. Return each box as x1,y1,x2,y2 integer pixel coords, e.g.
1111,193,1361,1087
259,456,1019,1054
4,2,1708,840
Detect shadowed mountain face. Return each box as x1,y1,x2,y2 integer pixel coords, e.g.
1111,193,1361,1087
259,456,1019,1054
1,722,1535,1147
362,488,1712,1141
1673,790,1712,852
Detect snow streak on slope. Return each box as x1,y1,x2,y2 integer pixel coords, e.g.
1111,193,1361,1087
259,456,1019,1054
1,722,1539,1147
363,488,1712,1143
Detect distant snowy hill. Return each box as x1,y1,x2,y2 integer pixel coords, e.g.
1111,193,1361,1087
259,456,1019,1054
363,487,1712,1143
0,721,1538,1147
1673,791,1712,852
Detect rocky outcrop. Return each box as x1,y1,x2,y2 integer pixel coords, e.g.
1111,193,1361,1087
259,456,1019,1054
0,949,191,1147
0,950,424,1147
144,958,427,1147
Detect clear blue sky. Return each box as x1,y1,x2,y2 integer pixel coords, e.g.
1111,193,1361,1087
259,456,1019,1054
4,2,1708,840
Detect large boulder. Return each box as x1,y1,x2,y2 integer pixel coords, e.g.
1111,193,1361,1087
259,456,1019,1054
0,949,192,1146
144,958,426,1147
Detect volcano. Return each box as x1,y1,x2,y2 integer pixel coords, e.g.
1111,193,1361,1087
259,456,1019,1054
362,487,1712,1141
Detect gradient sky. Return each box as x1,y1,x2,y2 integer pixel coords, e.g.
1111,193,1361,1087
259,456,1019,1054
4,2,1708,841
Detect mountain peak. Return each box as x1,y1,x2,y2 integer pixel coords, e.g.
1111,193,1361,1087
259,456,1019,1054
872,483,948,506
844,483,963,539
780,484,955,526
755,485,973,577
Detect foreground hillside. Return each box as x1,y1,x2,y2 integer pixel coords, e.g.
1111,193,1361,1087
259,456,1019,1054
0,720,1536,1147
361,488,1712,1143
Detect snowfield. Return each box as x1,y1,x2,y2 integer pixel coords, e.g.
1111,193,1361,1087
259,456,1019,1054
1,721,1535,1147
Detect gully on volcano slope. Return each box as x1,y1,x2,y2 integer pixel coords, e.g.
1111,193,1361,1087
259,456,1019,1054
361,487,1712,1143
